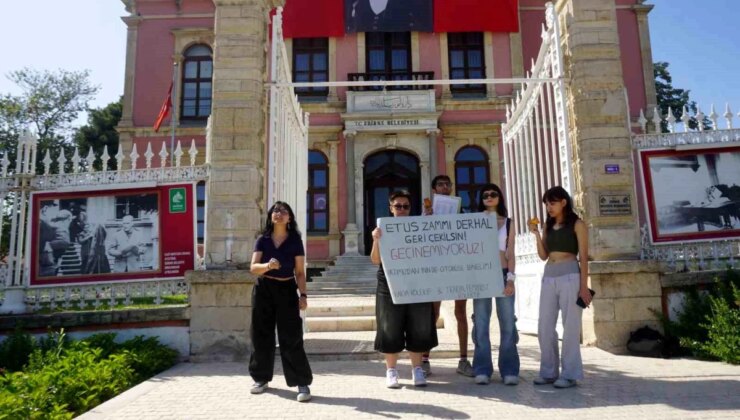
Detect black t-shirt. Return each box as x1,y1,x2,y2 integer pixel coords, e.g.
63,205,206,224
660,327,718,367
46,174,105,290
253,233,305,278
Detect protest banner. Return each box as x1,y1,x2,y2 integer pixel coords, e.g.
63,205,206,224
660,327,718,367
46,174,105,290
377,212,503,304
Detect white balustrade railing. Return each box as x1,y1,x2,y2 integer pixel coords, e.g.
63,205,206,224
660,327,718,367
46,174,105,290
268,8,309,240
0,133,208,312
640,225,740,272
502,2,572,262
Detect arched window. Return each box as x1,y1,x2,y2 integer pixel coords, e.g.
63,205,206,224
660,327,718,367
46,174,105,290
181,44,212,121
455,146,490,213
307,150,329,233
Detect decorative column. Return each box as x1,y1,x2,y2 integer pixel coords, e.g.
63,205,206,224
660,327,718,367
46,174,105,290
327,138,341,256
635,2,658,114
554,0,640,259
553,0,661,352
426,128,440,177
116,12,142,169
189,0,283,362
205,0,281,266
341,130,361,255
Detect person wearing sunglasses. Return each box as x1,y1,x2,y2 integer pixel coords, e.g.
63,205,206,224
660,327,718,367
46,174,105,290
421,175,473,379
249,201,313,402
371,190,438,388
471,183,520,385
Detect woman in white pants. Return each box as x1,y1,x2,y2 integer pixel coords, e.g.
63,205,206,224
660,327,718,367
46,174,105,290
528,186,592,388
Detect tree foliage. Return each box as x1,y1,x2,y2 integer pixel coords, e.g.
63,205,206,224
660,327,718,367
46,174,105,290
654,62,709,132
0,68,99,172
74,98,122,170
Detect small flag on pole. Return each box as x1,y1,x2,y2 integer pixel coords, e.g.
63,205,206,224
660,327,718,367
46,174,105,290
153,82,173,132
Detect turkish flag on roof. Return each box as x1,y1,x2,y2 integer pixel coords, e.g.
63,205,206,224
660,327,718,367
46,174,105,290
153,82,173,133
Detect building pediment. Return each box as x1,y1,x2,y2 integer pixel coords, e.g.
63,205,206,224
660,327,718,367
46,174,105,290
342,90,439,132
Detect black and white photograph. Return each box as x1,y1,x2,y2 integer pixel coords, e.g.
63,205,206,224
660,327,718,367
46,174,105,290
344,0,433,33
36,192,160,279
641,146,740,243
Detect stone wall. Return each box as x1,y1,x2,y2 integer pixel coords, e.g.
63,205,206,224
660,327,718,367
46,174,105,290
583,260,663,353
188,270,255,362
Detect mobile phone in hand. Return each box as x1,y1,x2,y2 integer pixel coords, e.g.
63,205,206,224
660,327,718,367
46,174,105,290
576,289,596,308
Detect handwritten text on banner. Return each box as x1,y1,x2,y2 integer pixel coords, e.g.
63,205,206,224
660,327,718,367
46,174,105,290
378,213,503,304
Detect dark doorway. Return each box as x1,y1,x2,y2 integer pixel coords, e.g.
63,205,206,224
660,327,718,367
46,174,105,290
363,150,421,254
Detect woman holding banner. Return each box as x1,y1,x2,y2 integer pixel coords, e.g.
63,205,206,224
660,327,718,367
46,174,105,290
249,201,313,402
471,183,520,385
371,190,438,389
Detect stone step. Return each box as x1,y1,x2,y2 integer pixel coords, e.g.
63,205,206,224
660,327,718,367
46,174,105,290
306,304,375,318
307,315,375,332
306,315,445,332
311,276,376,283
307,288,377,296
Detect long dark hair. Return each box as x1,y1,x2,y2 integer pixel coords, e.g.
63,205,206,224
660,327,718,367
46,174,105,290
477,183,508,217
261,201,301,238
542,186,579,231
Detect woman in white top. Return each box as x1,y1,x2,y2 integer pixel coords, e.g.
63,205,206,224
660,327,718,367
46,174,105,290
471,183,520,385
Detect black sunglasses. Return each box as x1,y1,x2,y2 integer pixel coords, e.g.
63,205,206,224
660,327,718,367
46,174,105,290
482,192,499,199
391,204,411,210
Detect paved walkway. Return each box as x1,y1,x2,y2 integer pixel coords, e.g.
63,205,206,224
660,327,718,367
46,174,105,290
80,332,740,419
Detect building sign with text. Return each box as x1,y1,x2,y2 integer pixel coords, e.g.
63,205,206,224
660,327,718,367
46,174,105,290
377,213,503,304
345,118,438,132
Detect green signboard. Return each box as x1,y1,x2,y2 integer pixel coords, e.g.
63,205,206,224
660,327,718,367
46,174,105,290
169,187,186,213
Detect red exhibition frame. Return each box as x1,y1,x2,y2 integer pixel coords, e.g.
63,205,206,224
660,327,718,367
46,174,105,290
640,145,740,244
29,184,196,287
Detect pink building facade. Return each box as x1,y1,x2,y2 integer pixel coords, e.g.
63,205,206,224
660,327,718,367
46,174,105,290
117,0,656,265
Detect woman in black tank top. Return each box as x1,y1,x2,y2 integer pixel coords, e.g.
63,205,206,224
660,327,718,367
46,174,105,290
528,186,592,388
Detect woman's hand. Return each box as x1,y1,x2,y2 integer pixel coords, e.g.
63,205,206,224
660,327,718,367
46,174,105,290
268,258,280,270
299,295,307,310
578,286,593,307
372,227,382,241
504,280,515,297
527,217,540,234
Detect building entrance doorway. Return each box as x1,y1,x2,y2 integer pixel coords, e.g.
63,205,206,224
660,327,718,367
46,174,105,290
363,150,421,254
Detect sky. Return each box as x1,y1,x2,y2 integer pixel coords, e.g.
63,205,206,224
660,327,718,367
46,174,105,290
0,0,738,126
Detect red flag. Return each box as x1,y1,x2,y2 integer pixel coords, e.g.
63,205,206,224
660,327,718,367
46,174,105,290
434,0,519,33
153,82,173,133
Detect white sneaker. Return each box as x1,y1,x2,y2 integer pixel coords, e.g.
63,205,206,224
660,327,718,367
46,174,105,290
386,368,401,389
533,376,556,385
250,381,268,394
296,385,312,402
503,375,519,386
474,374,490,385
412,366,427,387
553,378,577,388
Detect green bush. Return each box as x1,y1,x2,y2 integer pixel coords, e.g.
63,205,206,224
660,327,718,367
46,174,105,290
0,327,35,373
0,331,178,419
695,283,740,364
661,269,740,364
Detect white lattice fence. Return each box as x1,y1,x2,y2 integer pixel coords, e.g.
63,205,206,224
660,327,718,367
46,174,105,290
0,131,208,313
502,2,572,262
268,8,309,236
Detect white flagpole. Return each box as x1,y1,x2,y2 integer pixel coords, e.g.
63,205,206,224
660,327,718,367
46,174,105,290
170,61,179,166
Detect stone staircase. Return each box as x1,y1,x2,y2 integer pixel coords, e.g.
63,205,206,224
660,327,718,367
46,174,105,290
301,255,445,360
307,255,377,295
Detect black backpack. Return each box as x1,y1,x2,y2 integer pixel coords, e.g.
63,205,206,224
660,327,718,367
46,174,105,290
626,325,664,358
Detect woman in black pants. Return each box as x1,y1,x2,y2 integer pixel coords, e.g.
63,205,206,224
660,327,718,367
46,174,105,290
249,201,313,402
